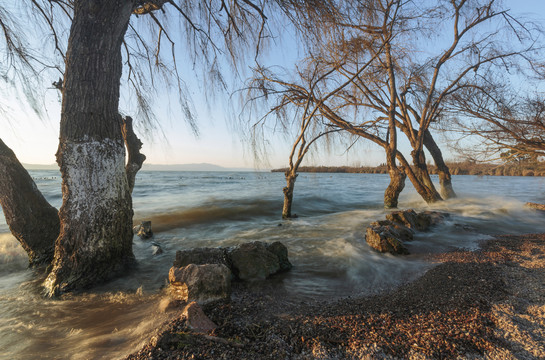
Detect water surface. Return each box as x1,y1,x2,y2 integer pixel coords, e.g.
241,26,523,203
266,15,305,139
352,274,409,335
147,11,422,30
1,171,545,359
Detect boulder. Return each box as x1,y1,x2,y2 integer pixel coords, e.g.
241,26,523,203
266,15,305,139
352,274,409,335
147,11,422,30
365,222,410,255
181,302,218,333
265,241,293,272
366,209,449,255
174,247,229,268
134,220,153,239
386,209,448,231
169,263,231,305
373,220,414,242
386,209,422,230
419,211,449,228
228,241,281,281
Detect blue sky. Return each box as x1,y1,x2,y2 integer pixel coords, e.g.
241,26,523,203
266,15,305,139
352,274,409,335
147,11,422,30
2,0,545,169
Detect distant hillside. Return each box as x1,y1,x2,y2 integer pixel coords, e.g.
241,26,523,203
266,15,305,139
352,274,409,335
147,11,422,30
141,163,252,172
23,162,252,172
23,163,58,170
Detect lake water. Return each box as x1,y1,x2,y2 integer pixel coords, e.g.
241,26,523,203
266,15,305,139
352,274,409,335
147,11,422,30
1,171,545,359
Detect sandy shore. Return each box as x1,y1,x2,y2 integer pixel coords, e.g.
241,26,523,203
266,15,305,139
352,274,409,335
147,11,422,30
126,233,545,359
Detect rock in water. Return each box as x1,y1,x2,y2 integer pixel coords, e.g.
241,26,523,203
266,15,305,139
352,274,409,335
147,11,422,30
169,264,231,305
134,220,153,239
174,247,230,268
173,241,293,281
365,222,410,255
181,302,218,333
228,241,280,281
367,210,449,255
386,209,449,231
265,241,293,272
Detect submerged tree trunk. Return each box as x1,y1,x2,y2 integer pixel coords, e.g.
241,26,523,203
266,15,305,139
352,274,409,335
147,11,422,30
410,148,442,203
384,163,406,208
282,172,297,219
423,130,456,199
395,152,443,204
44,1,135,296
0,138,59,266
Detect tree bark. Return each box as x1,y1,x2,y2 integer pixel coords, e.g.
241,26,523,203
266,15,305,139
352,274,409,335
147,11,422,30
395,152,443,204
384,155,406,209
44,0,136,296
423,130,456,199
121,116,146,193
0,138,59,266
282,172,297,219
410,148,442,203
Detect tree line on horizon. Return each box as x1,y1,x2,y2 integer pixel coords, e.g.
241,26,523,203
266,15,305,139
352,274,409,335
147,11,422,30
271,160,545,177
1,0,545,295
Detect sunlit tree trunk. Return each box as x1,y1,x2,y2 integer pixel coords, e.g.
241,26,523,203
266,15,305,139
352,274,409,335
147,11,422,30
44,0,135,296
282,171,297,219
410,147,442,203
0,138,59,266
384,158,406,208
383,43,405,209
423,130,456,199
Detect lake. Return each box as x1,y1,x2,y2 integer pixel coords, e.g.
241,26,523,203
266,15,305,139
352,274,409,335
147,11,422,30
1,171,545,359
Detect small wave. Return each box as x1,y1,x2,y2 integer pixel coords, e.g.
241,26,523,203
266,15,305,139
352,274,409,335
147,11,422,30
0,234,28,271
136,199,279,232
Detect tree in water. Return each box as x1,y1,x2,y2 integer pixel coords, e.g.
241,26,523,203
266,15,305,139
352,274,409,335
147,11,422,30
285,0,539,204
247,63,345,218
0,0,270,295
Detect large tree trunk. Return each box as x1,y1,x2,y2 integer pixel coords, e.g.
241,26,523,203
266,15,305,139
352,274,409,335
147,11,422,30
423,130,456,199
410,148,442,203
282,172,297,219
396,152,443,204
0,138,59,266
384,165,406,209
44,1,135,296
384,145,406,209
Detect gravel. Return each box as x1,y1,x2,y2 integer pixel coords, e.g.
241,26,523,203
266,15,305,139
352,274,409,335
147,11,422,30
126,233,545,359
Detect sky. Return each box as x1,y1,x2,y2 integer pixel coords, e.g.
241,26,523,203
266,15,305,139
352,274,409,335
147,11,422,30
1,0,544,169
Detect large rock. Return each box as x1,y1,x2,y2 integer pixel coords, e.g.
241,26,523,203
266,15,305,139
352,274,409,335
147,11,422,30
386,209,448,231
174,247,229,268
173,241,292,282
367,210,449,255
228,241,281,281
265,241,293,272
169,263,231,305
372,220,414,242
365,222,410,255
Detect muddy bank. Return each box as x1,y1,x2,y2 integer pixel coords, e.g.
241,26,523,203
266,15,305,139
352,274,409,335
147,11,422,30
126,234,545,359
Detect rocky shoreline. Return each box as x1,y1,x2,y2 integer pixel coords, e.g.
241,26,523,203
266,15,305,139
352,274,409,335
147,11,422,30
126,233,545,359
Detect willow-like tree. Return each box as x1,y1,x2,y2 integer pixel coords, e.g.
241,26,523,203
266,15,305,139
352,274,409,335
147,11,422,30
0,0,269,296
288,0,539,204
246,62,353,218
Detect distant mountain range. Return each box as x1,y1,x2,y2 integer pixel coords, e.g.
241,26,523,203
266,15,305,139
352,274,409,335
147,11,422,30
22,162,253,172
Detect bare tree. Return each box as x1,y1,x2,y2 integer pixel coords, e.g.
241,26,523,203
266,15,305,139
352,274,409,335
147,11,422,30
1,0,272,295
286,0,539,204
246,63,345,218
449,85,545,162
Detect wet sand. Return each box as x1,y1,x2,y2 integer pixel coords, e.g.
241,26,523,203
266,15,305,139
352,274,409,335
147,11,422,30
126,233,545,359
